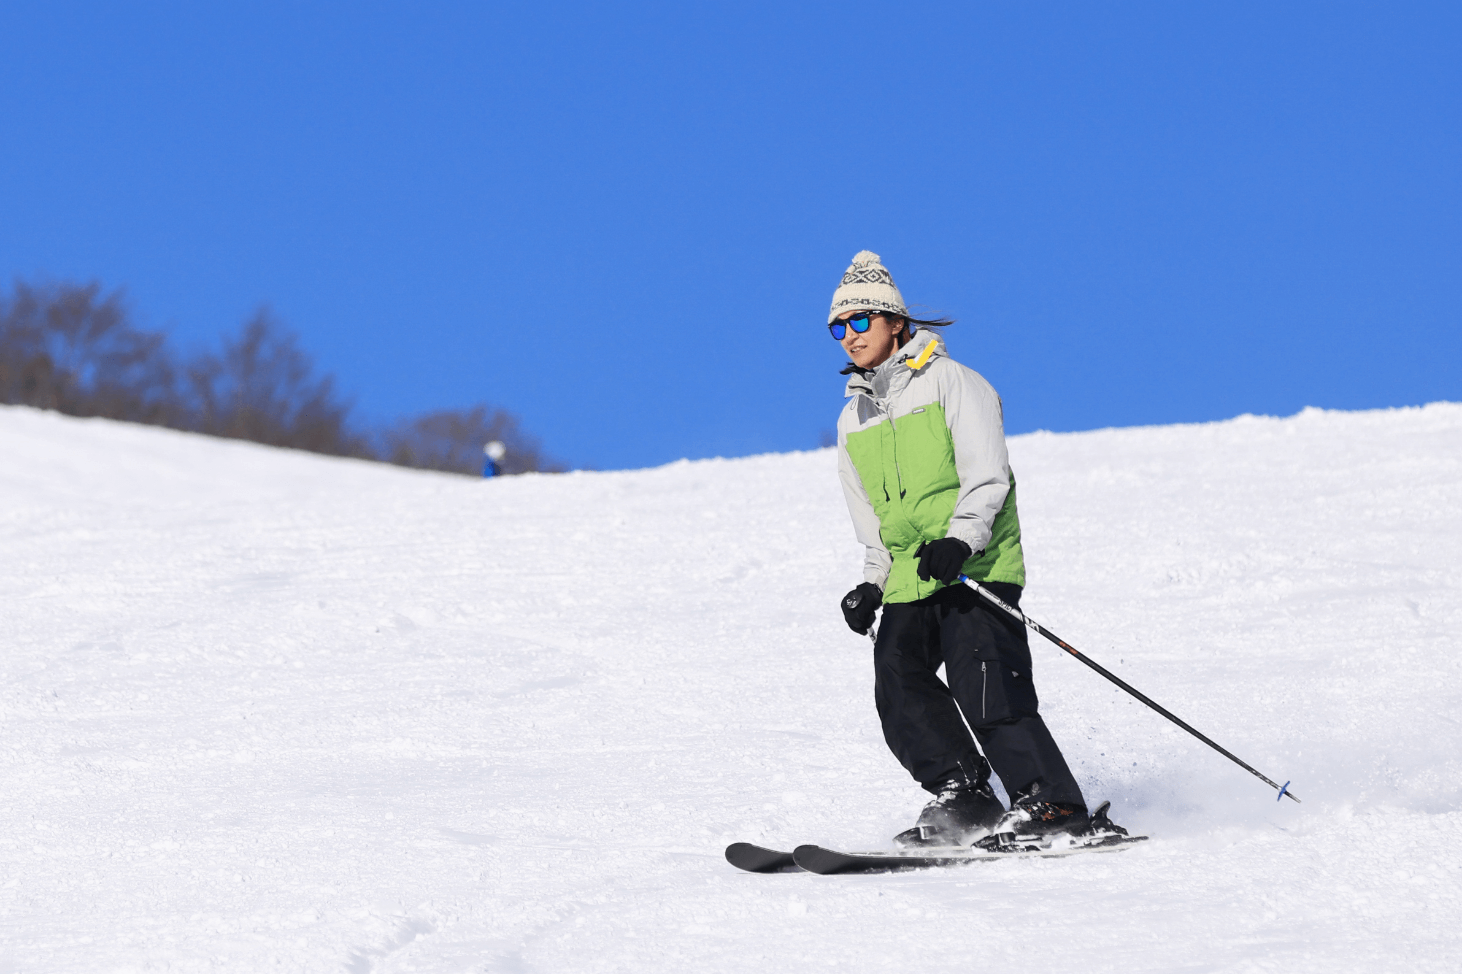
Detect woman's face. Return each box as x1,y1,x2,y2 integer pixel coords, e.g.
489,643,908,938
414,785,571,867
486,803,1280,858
838,310,906,370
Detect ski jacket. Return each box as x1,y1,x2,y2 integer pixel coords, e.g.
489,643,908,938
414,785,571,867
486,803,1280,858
836,328,1025,604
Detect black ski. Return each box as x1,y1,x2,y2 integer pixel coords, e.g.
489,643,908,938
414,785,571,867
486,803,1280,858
792,832,1147,875
725,842,801,873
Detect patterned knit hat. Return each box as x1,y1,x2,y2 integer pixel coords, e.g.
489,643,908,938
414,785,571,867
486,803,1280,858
828,250,909,324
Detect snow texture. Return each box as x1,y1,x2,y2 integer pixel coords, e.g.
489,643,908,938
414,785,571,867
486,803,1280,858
1,401,1459,972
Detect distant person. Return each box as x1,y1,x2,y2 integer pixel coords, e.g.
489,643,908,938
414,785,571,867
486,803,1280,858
829,250,1121,848
483,440,506,478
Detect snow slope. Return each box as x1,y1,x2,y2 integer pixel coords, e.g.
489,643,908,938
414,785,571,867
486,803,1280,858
1,402,1460,973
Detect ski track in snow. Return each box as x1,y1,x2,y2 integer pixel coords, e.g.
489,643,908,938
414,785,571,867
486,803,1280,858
1,402,1460,972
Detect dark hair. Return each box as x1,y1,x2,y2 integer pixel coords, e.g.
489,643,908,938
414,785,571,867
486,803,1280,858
891,313,954,348
905,314,955,329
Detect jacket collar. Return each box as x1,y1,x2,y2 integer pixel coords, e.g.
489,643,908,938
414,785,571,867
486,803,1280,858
842,329,943,399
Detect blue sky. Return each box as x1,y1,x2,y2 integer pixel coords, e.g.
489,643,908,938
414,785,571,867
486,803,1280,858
2,1,1458,469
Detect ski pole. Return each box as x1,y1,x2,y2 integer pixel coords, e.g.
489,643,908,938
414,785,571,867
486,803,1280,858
957,575,1301,804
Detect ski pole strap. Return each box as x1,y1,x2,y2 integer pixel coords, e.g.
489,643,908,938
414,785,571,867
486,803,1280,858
956,575,1301,805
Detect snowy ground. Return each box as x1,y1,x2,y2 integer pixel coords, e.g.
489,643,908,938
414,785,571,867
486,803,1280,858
1,401,1460,973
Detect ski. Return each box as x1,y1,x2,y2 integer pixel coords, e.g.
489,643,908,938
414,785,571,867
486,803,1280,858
724,842,801,873
729,802,1145,875
792,832,1147,875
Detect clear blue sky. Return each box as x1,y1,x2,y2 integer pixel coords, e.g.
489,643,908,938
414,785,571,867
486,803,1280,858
2,2,1458,470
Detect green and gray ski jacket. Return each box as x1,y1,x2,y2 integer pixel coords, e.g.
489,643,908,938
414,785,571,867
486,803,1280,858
836,328,1025,604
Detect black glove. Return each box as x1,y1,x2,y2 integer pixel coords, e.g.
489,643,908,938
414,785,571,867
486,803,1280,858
840,582,882,635
915,537,974,584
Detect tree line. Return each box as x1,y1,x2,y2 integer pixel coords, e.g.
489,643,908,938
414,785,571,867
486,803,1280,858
0,279,561,475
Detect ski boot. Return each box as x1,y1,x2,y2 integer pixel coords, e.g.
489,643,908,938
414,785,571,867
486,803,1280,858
972,782,1089,853
1082,801,1130,842
894,763,1005,849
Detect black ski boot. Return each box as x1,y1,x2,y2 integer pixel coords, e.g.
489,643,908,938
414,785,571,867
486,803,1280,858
894,763,1005,848
1084,801,1129,839
973,782,1089,852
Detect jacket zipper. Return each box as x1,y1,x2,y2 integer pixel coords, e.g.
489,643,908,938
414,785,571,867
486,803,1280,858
881,396,905,497
981,661,987,719
877,380,914,533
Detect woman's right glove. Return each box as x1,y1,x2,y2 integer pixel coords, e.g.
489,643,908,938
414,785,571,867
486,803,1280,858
915,537,974,584
840,582,883,635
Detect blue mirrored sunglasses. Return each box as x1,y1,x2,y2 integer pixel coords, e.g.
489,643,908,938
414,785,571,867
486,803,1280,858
828,312,878,341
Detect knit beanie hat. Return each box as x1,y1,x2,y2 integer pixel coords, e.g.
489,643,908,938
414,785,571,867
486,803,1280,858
828,250,909,324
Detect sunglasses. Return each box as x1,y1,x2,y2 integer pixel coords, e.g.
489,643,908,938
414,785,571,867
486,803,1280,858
828,311,882,341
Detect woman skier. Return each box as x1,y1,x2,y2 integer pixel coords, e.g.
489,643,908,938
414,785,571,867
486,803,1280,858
830,250,1110,849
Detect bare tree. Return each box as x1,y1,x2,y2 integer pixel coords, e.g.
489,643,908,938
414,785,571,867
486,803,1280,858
0,280,180,425
186,308,367,457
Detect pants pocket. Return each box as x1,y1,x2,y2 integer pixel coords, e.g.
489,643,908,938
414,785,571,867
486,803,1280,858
969,661,1040,727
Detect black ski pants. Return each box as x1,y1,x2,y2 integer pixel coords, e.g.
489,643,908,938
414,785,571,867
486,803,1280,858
873,581,1086,808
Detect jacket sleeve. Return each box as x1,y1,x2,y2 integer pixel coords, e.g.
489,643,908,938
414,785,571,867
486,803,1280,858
937,360,1012,555
837,406,892,590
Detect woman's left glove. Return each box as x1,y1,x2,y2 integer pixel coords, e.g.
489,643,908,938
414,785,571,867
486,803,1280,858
915,537,974,584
